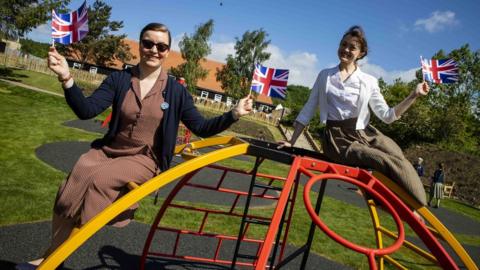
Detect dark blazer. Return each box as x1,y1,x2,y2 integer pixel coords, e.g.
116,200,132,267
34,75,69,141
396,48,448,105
64,67,237,171
432,169,445,184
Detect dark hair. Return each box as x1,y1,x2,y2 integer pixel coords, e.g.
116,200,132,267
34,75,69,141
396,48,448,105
341,25,368,60
438,162,444,169
139,22,171,48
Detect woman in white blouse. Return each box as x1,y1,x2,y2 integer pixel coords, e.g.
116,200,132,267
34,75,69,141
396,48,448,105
280,26,429,205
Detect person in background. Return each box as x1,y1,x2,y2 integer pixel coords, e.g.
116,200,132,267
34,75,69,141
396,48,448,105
414,157,425,177
278,25,429,208
17,22,253,269
429,163,445,208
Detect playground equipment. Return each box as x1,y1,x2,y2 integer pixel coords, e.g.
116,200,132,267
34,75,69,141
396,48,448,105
38,136,478,270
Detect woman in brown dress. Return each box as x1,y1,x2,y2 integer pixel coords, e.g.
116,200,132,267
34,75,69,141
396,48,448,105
19,22,253,269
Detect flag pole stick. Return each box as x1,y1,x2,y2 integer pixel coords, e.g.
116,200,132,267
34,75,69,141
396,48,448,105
249,63,256,97
420,55,425,83
51,9,55,48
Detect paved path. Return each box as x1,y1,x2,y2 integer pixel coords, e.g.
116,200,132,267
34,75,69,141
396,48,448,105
0,78,64,97
0,221,352,270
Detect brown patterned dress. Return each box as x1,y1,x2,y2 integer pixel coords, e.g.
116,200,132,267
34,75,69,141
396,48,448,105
54,67,167,227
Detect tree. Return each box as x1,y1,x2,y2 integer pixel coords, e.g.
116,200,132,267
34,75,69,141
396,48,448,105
19,38,50,58
216,29,270,100
372,45,480,152
58,0,133,67
0,0,70,40
371,79,435,148
279,84,310,124
425,45,480,151
170,20,214,94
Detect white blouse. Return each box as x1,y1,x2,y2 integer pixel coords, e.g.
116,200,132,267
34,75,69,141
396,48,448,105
296,66,398,130
326,68,361,120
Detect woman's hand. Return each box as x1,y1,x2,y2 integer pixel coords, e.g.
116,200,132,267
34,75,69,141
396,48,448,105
394,81,430,117
232,94,253,119
413,82,429,98
47,47,70,80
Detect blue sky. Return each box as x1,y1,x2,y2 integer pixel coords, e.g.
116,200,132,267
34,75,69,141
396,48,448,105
29,0,480,87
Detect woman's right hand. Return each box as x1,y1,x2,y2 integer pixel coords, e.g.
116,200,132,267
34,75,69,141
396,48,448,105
47,47,70,79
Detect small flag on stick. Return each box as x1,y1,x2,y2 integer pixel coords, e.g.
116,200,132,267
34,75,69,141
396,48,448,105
51,1,89,45
421,57,459,84
250,63,289,100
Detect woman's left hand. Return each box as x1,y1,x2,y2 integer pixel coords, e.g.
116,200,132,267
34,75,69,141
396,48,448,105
233,94,253,119
414,82,430,97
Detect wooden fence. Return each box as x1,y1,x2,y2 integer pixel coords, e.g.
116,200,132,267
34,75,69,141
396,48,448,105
193,97,281,126
1,52,280,126
0,52,106,84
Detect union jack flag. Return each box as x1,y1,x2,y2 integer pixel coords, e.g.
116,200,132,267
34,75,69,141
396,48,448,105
51,1,89,44
421,57,459,84
251,63,289,99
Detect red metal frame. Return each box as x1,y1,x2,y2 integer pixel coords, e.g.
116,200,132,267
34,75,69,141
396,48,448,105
303,173,405,270
296,157,458,270
140,162,296,269
141,153,460,270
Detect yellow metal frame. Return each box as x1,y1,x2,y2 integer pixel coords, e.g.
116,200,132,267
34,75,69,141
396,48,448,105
38,136,249,270
372,172,478,270
366,198,385,270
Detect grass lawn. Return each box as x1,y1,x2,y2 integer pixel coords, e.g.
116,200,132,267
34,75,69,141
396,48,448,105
1,72,479,269
0,66,97,95
441,199,480,223
0,80,98,224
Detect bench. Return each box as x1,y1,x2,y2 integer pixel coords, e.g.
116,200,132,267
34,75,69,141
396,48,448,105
443,182,455,198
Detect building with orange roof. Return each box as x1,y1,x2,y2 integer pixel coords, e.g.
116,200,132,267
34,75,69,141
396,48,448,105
65,39,274,111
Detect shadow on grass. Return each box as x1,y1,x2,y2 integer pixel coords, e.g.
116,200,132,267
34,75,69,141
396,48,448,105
0,245,230,270
0,67,28,82
83,245,230,270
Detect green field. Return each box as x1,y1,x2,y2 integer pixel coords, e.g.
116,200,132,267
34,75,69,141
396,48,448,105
0,69,479,269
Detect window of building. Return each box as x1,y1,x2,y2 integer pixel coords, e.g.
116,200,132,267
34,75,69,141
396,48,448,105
72,62,82,69
89,66,98,74
259,104,268,112
200,91,209,99
214,94,222,103
226,97,233,106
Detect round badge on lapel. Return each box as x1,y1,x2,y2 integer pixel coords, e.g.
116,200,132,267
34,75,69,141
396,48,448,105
161,102,169,110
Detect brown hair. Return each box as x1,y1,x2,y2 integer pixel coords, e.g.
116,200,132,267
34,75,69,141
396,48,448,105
342,25,368,60
139,22,171,48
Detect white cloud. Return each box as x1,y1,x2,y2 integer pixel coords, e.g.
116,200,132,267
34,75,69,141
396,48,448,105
358,57,418,83
263,44,319,87
170,33,185,52
190,40,418,87
415,10,459,33
206,42,320,87
34,23,51,35
208,41,235,62
26,23,52,43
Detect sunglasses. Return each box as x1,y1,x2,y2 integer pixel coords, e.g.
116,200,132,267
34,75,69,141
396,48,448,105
141,39,169,52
